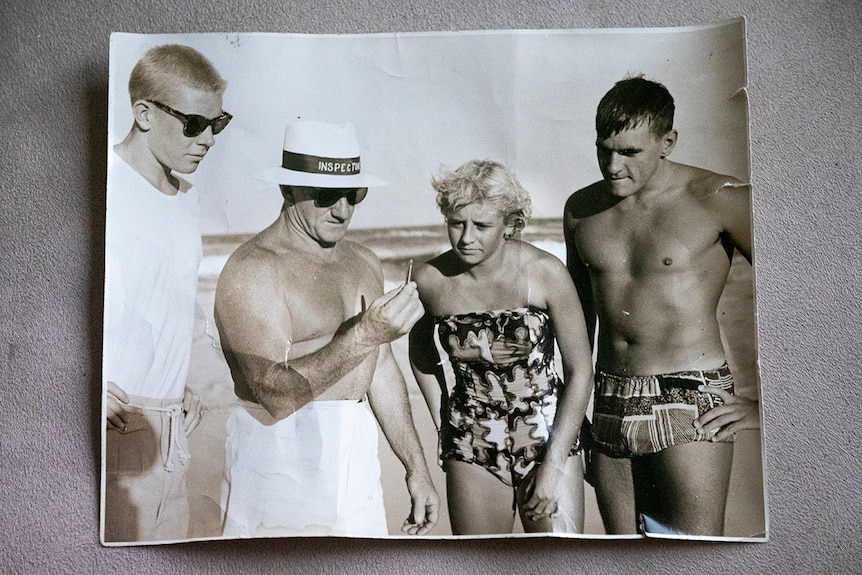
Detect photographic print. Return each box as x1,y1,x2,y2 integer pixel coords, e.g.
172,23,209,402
101,20,765,544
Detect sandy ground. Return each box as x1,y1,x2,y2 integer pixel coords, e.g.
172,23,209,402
183,250,764,540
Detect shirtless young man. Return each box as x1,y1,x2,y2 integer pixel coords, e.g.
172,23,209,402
214,120,438,537
564,77,759,536
103,44,231,543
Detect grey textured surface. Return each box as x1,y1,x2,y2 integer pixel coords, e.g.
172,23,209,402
1,0,860,573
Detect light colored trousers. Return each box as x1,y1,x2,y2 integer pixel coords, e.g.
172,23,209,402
103,395,190,543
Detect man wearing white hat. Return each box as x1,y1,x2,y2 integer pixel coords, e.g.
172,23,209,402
215,119,439,537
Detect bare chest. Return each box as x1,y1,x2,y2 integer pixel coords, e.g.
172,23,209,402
575,201,723,275
281,259,378,342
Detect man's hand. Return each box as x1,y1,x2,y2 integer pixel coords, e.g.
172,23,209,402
400,472,439,536
182,388,203,435
695,385,760,441
106,381,129,431
356,282,424,347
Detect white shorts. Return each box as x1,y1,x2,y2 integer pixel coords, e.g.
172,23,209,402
221,399,387,538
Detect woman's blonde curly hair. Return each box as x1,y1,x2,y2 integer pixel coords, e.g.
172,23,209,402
432,159,532,235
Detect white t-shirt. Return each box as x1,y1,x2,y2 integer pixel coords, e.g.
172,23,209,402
102,152,202,399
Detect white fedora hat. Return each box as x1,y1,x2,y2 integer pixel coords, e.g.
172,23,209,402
257,119,387,188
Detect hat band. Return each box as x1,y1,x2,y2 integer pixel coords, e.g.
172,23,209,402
282,151,361,176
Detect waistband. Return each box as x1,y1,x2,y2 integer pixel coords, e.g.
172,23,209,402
123,394,185,411
115,394,189,471
596,363,731,391
236,397,368,426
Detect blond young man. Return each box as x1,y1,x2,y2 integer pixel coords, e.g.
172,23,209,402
102,44,231,543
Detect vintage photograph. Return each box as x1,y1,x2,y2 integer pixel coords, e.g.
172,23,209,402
101,20,765,544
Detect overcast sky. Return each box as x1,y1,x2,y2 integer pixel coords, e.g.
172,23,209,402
109,21,748,235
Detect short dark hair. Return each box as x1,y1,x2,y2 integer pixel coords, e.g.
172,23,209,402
128,44,226,105
596,76,674,140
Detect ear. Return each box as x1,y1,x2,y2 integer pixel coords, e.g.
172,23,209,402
131,100,154,132
280,185,295,204
660,130,678,158
503,218,518,240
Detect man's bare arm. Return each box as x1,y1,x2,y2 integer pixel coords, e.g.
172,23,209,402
368,345,439,535
705,178,753,264
215,257,423,420
697,178,758,436
563,200,597,348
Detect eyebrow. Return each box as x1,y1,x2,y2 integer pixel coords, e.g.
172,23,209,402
596,141,643,154
446,216,497,226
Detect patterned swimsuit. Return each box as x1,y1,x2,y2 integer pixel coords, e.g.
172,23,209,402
435,306,577,486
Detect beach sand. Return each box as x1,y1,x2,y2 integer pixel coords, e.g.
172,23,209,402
183,223,764,539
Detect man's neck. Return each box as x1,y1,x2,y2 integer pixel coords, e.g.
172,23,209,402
114,132,179,196
627,160,680,206
275,210,343,262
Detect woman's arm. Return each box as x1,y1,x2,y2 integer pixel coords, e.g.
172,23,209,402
523,253,595,522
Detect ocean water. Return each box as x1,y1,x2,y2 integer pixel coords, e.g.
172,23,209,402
198,218,568,289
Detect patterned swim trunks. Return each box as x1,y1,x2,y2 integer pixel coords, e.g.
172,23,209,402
591,363,735,458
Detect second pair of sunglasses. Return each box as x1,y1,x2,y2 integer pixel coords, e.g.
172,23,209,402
310,187,368,208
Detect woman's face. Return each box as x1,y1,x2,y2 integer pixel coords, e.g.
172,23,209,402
446,199,513,266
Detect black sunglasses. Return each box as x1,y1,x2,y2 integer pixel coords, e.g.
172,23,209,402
149,100,232,137
310,187,368,208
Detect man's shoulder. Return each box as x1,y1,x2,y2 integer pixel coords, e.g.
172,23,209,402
331,240,382,281
679,164,749,201
339,239,379,262
674,164,751,231
219,232,282,285
564,181,615,224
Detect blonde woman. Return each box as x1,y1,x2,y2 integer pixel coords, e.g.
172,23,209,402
409,159,593,535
